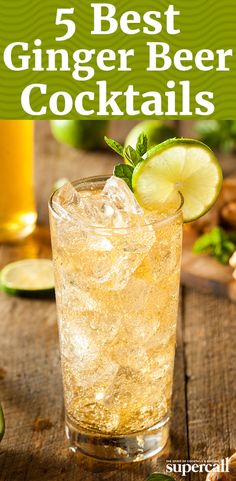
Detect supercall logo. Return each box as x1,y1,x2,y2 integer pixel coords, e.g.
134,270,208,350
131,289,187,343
166,458,230,476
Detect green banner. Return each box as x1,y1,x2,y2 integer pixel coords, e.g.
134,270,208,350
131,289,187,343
0,0,236,118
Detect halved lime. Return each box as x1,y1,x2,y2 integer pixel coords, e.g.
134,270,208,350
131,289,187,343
50,120,108,150
0,404,5,442
132,138,223,222
0,259,55,298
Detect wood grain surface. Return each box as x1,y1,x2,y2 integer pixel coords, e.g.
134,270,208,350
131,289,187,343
0,121,236,481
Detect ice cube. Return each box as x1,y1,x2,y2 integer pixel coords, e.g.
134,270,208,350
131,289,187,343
88,310,120,339
103,176,143,216
59,284,99,314
60,324,100,369
60,307,120,363
78,193,124,228
62,350,119,391
111,341,150,371
76,177,143,228
66,231,155,290
53,178,143,229
52,182,80,221
53,179,156,290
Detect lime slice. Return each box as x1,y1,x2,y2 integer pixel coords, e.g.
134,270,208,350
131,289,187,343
0,259,55,298
132,138,223,222
0,404,5,442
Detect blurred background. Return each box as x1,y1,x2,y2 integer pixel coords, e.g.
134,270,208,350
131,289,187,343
1,119,236,240
30,120,236,223
35,120,236,225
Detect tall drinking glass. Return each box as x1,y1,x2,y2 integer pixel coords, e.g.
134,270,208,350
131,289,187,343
0,120,37,242
49,176,183,462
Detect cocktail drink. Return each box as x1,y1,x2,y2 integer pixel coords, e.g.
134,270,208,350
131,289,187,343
49,176,183,461
0,120,37,242
49,135,222,462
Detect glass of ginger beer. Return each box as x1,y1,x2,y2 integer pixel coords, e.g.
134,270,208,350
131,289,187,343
49,175,183,462
0,120,37,242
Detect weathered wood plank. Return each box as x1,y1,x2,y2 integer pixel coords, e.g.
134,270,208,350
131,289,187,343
168,294,190,480
184,289,236,481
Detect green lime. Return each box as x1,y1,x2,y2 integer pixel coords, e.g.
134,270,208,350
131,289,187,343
132,138,223,223
125,121,176,156
50,120,108,150
0,404,5,442
0,259,55,298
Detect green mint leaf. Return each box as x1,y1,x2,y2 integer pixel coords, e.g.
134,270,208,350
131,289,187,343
113,164,134,190
215,250,230,264
136,133,148,157
192,233,214,253
106,134,148,191
223,240,236,252
193,226,236,264
104,136,124,157
228,231,236,243
195,120,236,153
214,243,223,257
147,474,176,481
210,226,226,244
193,227,226,254
215,241,236,264
124,145,141,166
219,252,232,264
0,403,5,442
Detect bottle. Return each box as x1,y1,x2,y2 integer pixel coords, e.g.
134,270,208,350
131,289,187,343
0,120,37,242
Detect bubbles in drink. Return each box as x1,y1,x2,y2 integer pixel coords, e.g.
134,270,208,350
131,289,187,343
50,177,182,434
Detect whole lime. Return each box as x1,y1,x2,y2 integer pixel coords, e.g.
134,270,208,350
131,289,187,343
125,121,177,151
50,120,108,150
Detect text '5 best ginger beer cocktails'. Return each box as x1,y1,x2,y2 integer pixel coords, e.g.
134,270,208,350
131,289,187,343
49,136,222,462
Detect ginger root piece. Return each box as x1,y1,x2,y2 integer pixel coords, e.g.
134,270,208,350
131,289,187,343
229,252,236,279
206,471,229,481
221,202,236,229
206,454,236,481
193,176,236,233
229,453,236,480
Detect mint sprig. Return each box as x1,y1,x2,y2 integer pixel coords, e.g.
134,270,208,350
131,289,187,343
124,145,141,166
105,133,148,190
104,136,124,157
136,132,148,157
114,164,134,190
193,226,236,264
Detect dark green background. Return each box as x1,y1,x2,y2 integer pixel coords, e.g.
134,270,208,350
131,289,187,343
0,0,235,118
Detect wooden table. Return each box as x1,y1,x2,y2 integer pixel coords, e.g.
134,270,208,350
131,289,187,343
0,121,236,481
